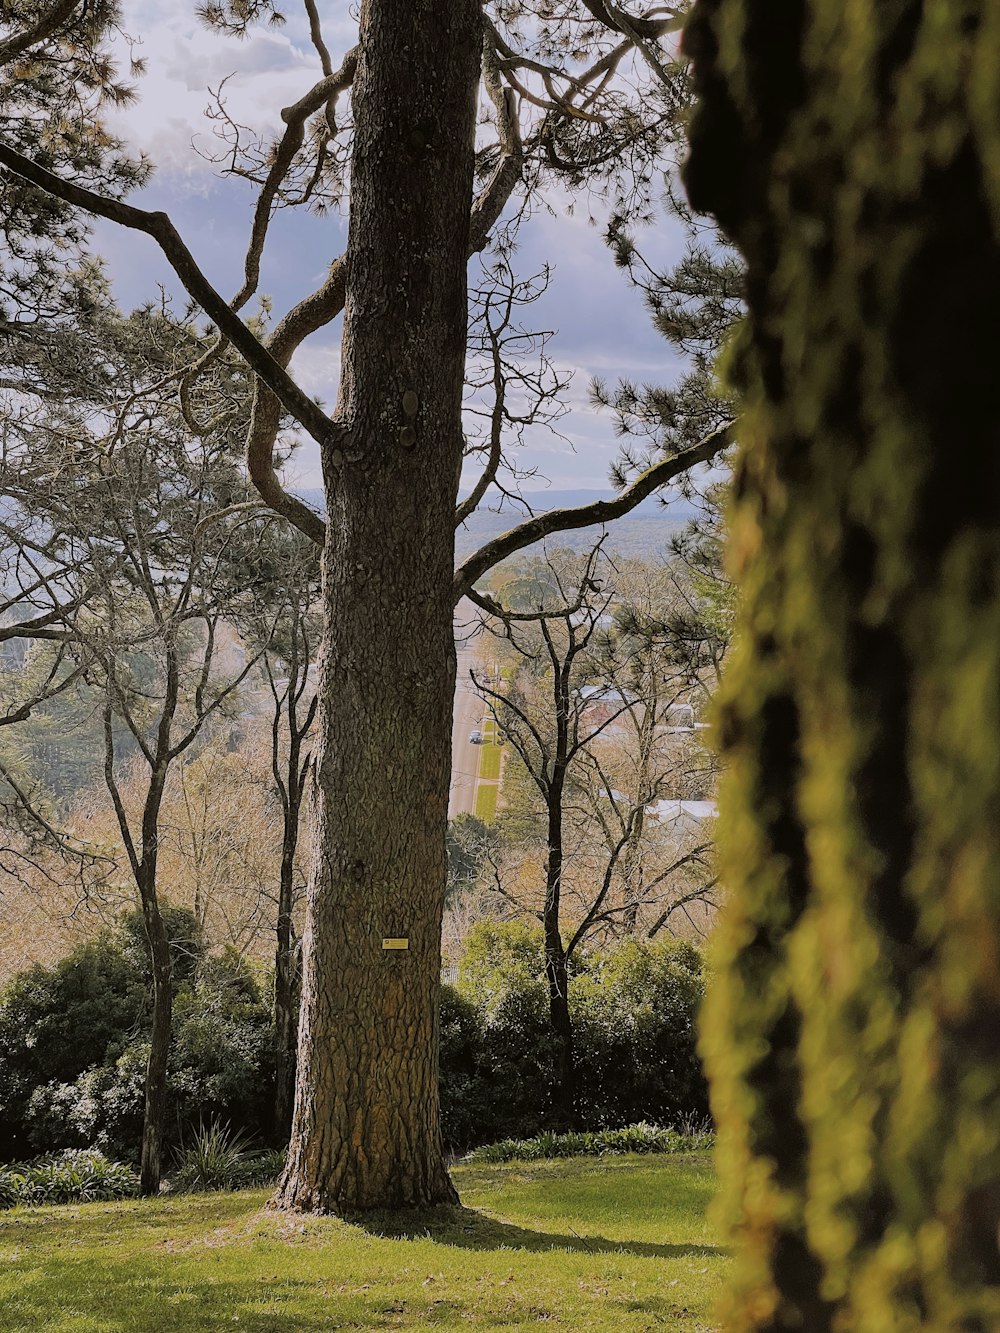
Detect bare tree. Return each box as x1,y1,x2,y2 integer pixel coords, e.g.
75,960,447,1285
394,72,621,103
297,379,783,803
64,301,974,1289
254,550,320,1138
473,546,720,1119
0,295,278,1192
471,546,625,1123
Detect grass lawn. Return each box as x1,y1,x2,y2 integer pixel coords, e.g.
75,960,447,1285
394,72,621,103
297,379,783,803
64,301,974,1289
478,743,502,783
474,782,498,821
0,1154,725,1331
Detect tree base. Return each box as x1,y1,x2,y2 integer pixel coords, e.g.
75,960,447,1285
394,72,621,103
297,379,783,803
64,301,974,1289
271,1164,459,1215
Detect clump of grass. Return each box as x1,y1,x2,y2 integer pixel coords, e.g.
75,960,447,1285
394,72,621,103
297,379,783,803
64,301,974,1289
174,1120,285,1192
464,1121,714,1164
0,1149,139,1208
174,1120,260,1192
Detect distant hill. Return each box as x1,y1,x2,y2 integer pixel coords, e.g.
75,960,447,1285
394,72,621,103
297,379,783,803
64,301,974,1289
295,488,693,561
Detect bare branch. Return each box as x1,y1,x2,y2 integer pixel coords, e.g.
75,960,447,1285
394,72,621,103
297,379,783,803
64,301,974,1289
469,25,525,253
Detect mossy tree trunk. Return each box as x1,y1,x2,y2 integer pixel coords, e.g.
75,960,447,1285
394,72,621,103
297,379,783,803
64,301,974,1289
683,2,1000,1328
273,0,480,1213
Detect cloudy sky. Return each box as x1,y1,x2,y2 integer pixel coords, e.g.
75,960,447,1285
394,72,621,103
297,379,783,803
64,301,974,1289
95,2,689,496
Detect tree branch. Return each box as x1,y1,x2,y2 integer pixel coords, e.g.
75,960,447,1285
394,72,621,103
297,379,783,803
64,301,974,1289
453,422,733,598
0,142,344,457
0,0,80,65
469,25,525,253
235,49,357,313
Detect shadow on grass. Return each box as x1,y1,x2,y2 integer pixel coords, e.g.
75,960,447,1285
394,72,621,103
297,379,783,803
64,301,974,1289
352,1203,723,1260
1,1195,724,1331
4,1263,718,1333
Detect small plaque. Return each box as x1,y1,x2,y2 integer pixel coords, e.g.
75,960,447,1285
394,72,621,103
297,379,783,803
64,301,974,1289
382,937,409,951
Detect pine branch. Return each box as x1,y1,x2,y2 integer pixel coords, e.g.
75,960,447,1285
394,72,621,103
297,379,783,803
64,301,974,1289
453,422,733,599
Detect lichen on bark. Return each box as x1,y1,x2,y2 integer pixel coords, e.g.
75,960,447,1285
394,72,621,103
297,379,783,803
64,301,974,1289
682,2,1000,1328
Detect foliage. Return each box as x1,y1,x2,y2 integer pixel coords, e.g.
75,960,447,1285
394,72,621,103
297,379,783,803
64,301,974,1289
0,916,276,1165
169,950,276,1136
172,1119,283,1193
572,938,709,1129
439,922,709,1151
458,918,549,1012
174,1118,249,1194
0,2,148,334
440,967,554,1151
445,813,496,903
464,1121,714,1163
0,1149,138,1209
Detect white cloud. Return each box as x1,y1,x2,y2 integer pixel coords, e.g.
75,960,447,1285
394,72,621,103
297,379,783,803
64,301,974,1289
107,1,351,180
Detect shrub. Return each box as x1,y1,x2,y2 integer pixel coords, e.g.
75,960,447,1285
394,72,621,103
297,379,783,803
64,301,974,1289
438,985,488,1151
445,921,559,1147
464,1121,714,1164
223,1148,286,1190
438,923,710,1150
572,937,710,1129
173,1120,285,1192
169,949,275,1137
0,934,147,1160
0,1150,139,1208
0,915,276,1165
173,1119,254,1192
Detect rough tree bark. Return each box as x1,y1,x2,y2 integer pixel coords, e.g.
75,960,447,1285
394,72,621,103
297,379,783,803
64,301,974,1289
274,0,481,1212
683,1,1000,1329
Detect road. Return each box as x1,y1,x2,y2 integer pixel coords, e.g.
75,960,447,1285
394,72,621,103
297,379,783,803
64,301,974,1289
449,598,487,819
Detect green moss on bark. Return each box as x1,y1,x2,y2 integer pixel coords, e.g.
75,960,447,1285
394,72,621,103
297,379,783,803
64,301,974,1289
683,2,1000,1328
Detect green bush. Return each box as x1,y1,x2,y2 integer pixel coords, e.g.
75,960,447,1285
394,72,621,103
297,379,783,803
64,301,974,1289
224,1148,286,1190
438,923,709,1150
441,921,559,1149
0,913,276,1165
173,1119,250,1192
0,933,147,1160
572,937,709,1129
169,950,275,1136
174,1121,285,1193
464,1121,714,1164
3,916,708,1164
0,1150,139,1208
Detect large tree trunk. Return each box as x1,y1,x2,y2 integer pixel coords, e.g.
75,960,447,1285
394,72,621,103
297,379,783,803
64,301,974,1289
684,2,1000,1329
275,0,480,1212
139,894,171,1196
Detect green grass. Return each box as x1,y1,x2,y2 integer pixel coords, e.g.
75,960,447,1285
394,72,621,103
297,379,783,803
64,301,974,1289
474,717,502,818
478,743,502,782
0,1154,725,1331
474,781,499,821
